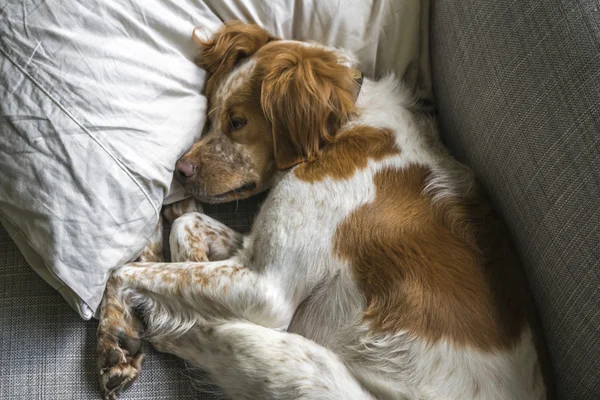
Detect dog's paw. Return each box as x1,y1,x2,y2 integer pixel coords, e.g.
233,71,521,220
163,198,203,225
98,330,144,400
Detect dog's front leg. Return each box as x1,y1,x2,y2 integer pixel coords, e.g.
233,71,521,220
97,215,165,400
97,259,295,399
115,259,294,328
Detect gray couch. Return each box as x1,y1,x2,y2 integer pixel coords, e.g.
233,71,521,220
1,0,599,398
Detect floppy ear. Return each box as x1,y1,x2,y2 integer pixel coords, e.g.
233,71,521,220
259,46,357,170
193,21,276,83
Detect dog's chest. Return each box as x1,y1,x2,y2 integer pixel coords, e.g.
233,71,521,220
250,168,377,267
243,168,381,341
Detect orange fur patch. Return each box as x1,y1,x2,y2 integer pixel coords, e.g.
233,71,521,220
294,126,399,182
334,165,534,351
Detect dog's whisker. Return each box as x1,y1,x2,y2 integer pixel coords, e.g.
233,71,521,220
206,106,222,118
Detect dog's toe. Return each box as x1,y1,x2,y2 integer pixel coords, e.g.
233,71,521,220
99,351,144,400
98,329,144,399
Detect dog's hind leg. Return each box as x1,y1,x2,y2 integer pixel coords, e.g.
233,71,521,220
151,321,377,400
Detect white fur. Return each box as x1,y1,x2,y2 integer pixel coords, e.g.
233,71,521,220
103,55,546,400
210,57,258,132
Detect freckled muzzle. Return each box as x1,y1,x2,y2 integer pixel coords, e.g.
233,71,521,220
173,134,262,204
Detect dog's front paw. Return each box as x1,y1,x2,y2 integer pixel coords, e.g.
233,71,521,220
97,328,144,400
163,198,203,225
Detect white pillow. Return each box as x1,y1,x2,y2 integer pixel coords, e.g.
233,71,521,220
0,0,430,319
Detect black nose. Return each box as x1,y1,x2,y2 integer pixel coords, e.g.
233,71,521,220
175,160,197,180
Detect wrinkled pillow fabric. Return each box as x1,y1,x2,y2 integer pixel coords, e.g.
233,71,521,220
0,0,430,319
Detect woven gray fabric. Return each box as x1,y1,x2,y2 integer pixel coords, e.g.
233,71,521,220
0,136,262,400
0,224,224,399
431,0,600,399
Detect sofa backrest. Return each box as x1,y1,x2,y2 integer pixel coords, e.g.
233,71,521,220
430,1,600,399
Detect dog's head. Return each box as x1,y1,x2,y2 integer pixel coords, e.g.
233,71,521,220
175,21,359,203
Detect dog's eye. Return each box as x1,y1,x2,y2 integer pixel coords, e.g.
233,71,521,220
230,118,247,131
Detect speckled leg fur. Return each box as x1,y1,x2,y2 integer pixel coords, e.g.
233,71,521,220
96,204,373,399
96,200,251,400
170,212,243,262
97,215,165,400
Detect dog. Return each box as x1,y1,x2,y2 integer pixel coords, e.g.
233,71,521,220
96,21,551,400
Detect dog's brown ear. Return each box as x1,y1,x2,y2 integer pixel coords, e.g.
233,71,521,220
259,45,357,170
193,21,276,83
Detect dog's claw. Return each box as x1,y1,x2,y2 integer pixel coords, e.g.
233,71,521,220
98,328,144,399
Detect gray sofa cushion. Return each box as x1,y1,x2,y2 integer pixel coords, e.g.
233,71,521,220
0,225,203,399
430,0,600,399
0,197,262,399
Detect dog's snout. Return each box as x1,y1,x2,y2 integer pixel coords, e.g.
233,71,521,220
176,159,197,180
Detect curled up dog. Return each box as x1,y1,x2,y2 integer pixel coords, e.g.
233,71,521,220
96,21,551,400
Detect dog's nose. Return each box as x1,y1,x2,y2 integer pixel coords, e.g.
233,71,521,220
175,160,197,180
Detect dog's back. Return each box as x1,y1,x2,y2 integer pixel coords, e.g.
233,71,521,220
252,75,548,399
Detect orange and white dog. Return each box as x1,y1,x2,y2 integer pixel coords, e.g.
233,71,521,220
97,22,551,400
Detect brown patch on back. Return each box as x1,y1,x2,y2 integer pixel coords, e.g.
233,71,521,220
294,126,400,182
334,165,535,351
